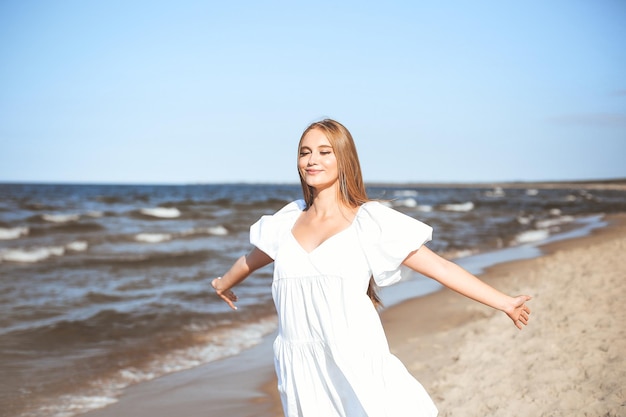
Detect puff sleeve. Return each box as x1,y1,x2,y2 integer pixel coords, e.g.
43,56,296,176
249,200,305,259
354,201,433,287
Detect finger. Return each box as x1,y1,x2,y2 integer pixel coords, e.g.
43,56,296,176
221,294,238,310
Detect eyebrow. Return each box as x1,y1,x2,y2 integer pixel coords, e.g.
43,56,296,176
300,145,333,150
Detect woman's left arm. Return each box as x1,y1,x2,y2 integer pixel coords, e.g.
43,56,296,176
403,246,532,329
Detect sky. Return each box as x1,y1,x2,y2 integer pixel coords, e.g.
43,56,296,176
1,1,625,185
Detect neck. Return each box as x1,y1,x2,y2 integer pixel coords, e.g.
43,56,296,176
309,185,344,217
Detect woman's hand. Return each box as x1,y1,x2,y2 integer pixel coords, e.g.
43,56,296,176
505,295,532,329
212,277,239,310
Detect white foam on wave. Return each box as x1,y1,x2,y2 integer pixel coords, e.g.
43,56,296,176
516,215,533,225
0,241,88,263
135,225,229,243
0,226,29,240
393,189,419,197
526,188,539,196
484,187,505,198
536,216,574,229
139,207,181,219
393,198,417,208
440,201,474,212
207,225,228,236
513,229,550,244
42,213,80,223
66,241,89,252
135,233,173,243
1,246,65,263
37,394,117,417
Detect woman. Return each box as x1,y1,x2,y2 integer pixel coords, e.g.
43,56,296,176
211,119,531,417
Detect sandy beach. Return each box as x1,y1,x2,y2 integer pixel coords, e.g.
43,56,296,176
84,213,626,417
383,214,626,417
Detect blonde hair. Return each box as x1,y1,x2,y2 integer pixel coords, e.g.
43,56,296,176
296,118,381,308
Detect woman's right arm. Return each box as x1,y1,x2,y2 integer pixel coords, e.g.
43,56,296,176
211,247,273,310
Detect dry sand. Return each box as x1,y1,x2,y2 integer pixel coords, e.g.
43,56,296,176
384,213,626,417
84,214,626,417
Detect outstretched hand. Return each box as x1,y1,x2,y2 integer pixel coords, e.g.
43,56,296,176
212,277,238,310
506,295,532,329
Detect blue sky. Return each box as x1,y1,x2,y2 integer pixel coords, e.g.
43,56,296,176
1,1,625,184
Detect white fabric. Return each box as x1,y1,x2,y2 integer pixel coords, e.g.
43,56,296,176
250,200,437,417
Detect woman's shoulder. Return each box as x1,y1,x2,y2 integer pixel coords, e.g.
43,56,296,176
357,200,395,218
356,199,432,231
274,199,306,216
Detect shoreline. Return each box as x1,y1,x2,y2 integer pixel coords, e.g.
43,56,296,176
82,213,626,417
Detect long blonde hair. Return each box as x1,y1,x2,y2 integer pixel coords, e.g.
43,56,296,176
297,119,382,308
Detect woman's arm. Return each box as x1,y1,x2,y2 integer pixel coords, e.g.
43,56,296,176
403,246,531,329
211,247,273,310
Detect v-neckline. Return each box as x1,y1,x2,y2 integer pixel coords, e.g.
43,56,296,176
290,204,364,255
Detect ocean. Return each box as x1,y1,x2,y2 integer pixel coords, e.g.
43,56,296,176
0,182,624,417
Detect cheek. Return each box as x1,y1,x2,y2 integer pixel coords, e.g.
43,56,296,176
324,157,338,171
298,159,307,174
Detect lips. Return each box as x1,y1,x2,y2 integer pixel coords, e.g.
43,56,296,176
306,170,322,175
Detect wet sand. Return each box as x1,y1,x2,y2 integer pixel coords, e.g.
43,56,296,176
84,214,626,417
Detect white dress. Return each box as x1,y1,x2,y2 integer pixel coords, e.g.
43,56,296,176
250,200,438,417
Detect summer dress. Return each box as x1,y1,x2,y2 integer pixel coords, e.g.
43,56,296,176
250,200,438,417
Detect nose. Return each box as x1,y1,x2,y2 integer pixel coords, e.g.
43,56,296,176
306,152,318,166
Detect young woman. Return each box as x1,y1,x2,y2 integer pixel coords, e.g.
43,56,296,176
211,119,531,417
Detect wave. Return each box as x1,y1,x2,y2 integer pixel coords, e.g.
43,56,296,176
440,201,475,212
392,189,419,198
85,211,104,218
179,225,229,237
138,207,181,219
393,198,418,208
206,225,228,236
28,222,105,236
66,241,89,252
42,213,81,223
0,241,87,263
484,187,506,198
512,229,550,244
391,199,434,212
134,225,229,244
135,233,173,243
0,246,65,263
81,250,214,269
0,226,29,240
535,216,575,229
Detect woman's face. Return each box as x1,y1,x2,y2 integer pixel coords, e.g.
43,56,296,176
298,128,339,191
